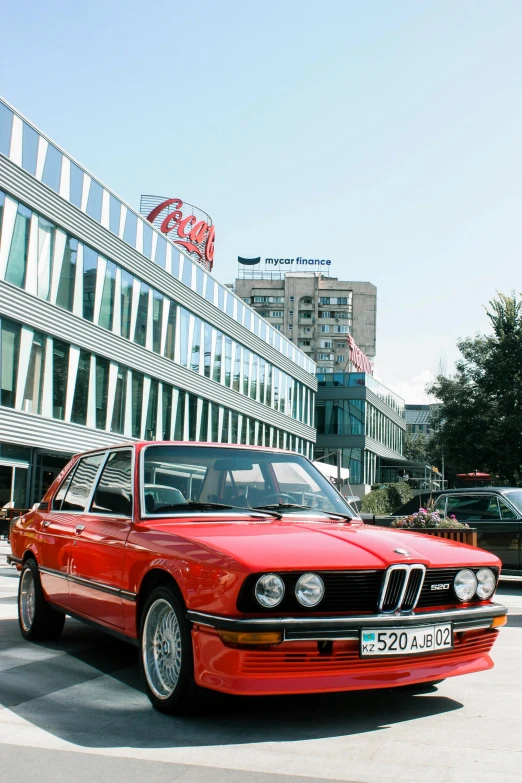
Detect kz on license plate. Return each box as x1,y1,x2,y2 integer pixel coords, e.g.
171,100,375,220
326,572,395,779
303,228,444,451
360,623,453,657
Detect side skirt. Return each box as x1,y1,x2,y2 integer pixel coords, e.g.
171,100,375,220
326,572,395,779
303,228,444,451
49,602,139,648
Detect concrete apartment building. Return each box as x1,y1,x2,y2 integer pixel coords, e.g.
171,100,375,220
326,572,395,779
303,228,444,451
234,271,377,372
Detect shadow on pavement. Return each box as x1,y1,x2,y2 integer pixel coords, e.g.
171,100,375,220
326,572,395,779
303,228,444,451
0,616,463,750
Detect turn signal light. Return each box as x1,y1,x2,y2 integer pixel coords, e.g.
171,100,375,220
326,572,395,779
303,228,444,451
219,630,282,646
491,615,507,628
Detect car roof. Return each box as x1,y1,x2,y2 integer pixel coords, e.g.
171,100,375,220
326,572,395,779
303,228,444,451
439,487,517,495
72,441,297,459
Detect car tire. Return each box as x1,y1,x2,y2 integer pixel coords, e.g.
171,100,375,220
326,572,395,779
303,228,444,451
18,558,66,641
139,584,201,715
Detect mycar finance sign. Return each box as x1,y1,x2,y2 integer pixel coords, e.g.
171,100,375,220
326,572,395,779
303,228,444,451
142,196,215,271
238,256,332,268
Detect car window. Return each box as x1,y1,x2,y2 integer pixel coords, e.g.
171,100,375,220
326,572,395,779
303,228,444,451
59,453,106,512
52,464,78,510
433,496,446,514
446,495,501,521
499,498,518,520
91,450,133,516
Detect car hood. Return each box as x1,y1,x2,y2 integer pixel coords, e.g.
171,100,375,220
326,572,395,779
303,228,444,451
145,516,500,572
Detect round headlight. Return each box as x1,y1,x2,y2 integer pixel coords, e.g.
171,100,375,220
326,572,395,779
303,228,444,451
454,569,478,601
295,573,325,607
255,574,285,608
476,568,496,599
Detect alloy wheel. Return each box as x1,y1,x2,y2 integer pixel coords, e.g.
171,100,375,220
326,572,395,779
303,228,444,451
20,566,36,632
142,598,183,699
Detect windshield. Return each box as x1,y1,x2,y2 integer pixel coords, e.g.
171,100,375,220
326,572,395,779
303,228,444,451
503,490,522,514
142,445,356,517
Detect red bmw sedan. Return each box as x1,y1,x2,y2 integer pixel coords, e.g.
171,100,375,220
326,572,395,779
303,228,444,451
9,442,507,714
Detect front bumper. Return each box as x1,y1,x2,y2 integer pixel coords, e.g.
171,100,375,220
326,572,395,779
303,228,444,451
188,602,507,641
189,603,507,695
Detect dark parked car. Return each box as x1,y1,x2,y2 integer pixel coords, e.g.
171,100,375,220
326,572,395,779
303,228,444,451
392,488,522,575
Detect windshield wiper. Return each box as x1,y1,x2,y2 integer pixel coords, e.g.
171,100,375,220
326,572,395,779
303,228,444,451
252,504,355,521
152,501,282,518
252,503,313,512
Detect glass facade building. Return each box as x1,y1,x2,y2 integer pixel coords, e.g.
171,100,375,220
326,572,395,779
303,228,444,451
314,373,405,490
0,97,316,506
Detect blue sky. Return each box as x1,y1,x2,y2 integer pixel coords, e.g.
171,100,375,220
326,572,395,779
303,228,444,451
2,1,521,402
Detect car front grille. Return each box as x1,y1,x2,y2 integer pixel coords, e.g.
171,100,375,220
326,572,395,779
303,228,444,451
237,566,499,614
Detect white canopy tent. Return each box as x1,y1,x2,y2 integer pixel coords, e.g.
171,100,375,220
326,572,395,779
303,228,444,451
313,461,350,482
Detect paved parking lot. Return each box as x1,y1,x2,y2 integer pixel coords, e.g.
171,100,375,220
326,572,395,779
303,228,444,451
1,541,521,783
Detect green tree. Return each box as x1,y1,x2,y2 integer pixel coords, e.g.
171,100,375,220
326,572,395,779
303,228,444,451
429,293,522,485
403,431,432,463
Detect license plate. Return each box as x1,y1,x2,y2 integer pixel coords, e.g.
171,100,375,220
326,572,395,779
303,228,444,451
360,623,453,657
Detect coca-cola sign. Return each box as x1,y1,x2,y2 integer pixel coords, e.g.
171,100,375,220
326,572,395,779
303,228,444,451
348,335,372,375
141,196,215,271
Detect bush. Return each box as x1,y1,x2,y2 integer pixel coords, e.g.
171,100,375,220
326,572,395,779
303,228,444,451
360,488,391,515
386,482,413,510
360,483,414,515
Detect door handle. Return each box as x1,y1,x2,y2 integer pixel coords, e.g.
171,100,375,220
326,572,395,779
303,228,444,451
75,524,85,534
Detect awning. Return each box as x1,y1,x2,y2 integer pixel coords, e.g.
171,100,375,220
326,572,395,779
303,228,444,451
456,472,491,481
313,462,350,481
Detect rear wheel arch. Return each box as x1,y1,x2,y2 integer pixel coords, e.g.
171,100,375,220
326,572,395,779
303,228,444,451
22,550,38,565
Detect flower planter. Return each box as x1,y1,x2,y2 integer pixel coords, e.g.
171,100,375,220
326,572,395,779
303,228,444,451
407,527,478,547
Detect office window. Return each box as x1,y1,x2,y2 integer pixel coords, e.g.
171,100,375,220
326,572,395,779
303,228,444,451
99,260,116,331
320,325,330,333
154,235,167,268
123,211,137,247
95,356,110,430
109,195,121,235
134,282,150,346
86,180,103,222
335,325,349,334
56,237,78,312
142,223,153,259
164,299,176,361
336,355,345,362
36,216,55,301
23,331,45,414
0,319,20,408
52,339,69,420
319,311,331,318
5,203,31,288
152,289,162,353
191,317,202,373
213,332,222,383
69,163,84,208
82,247,98,322
270,310,283,317
120,269,133,340
161,384,173,441
145,379,159,439
131,372,144,438
71,350,90,425
224,336,232,387
0,104,13,156
111,365,127,435
42,144,62,193
203,322,212,378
